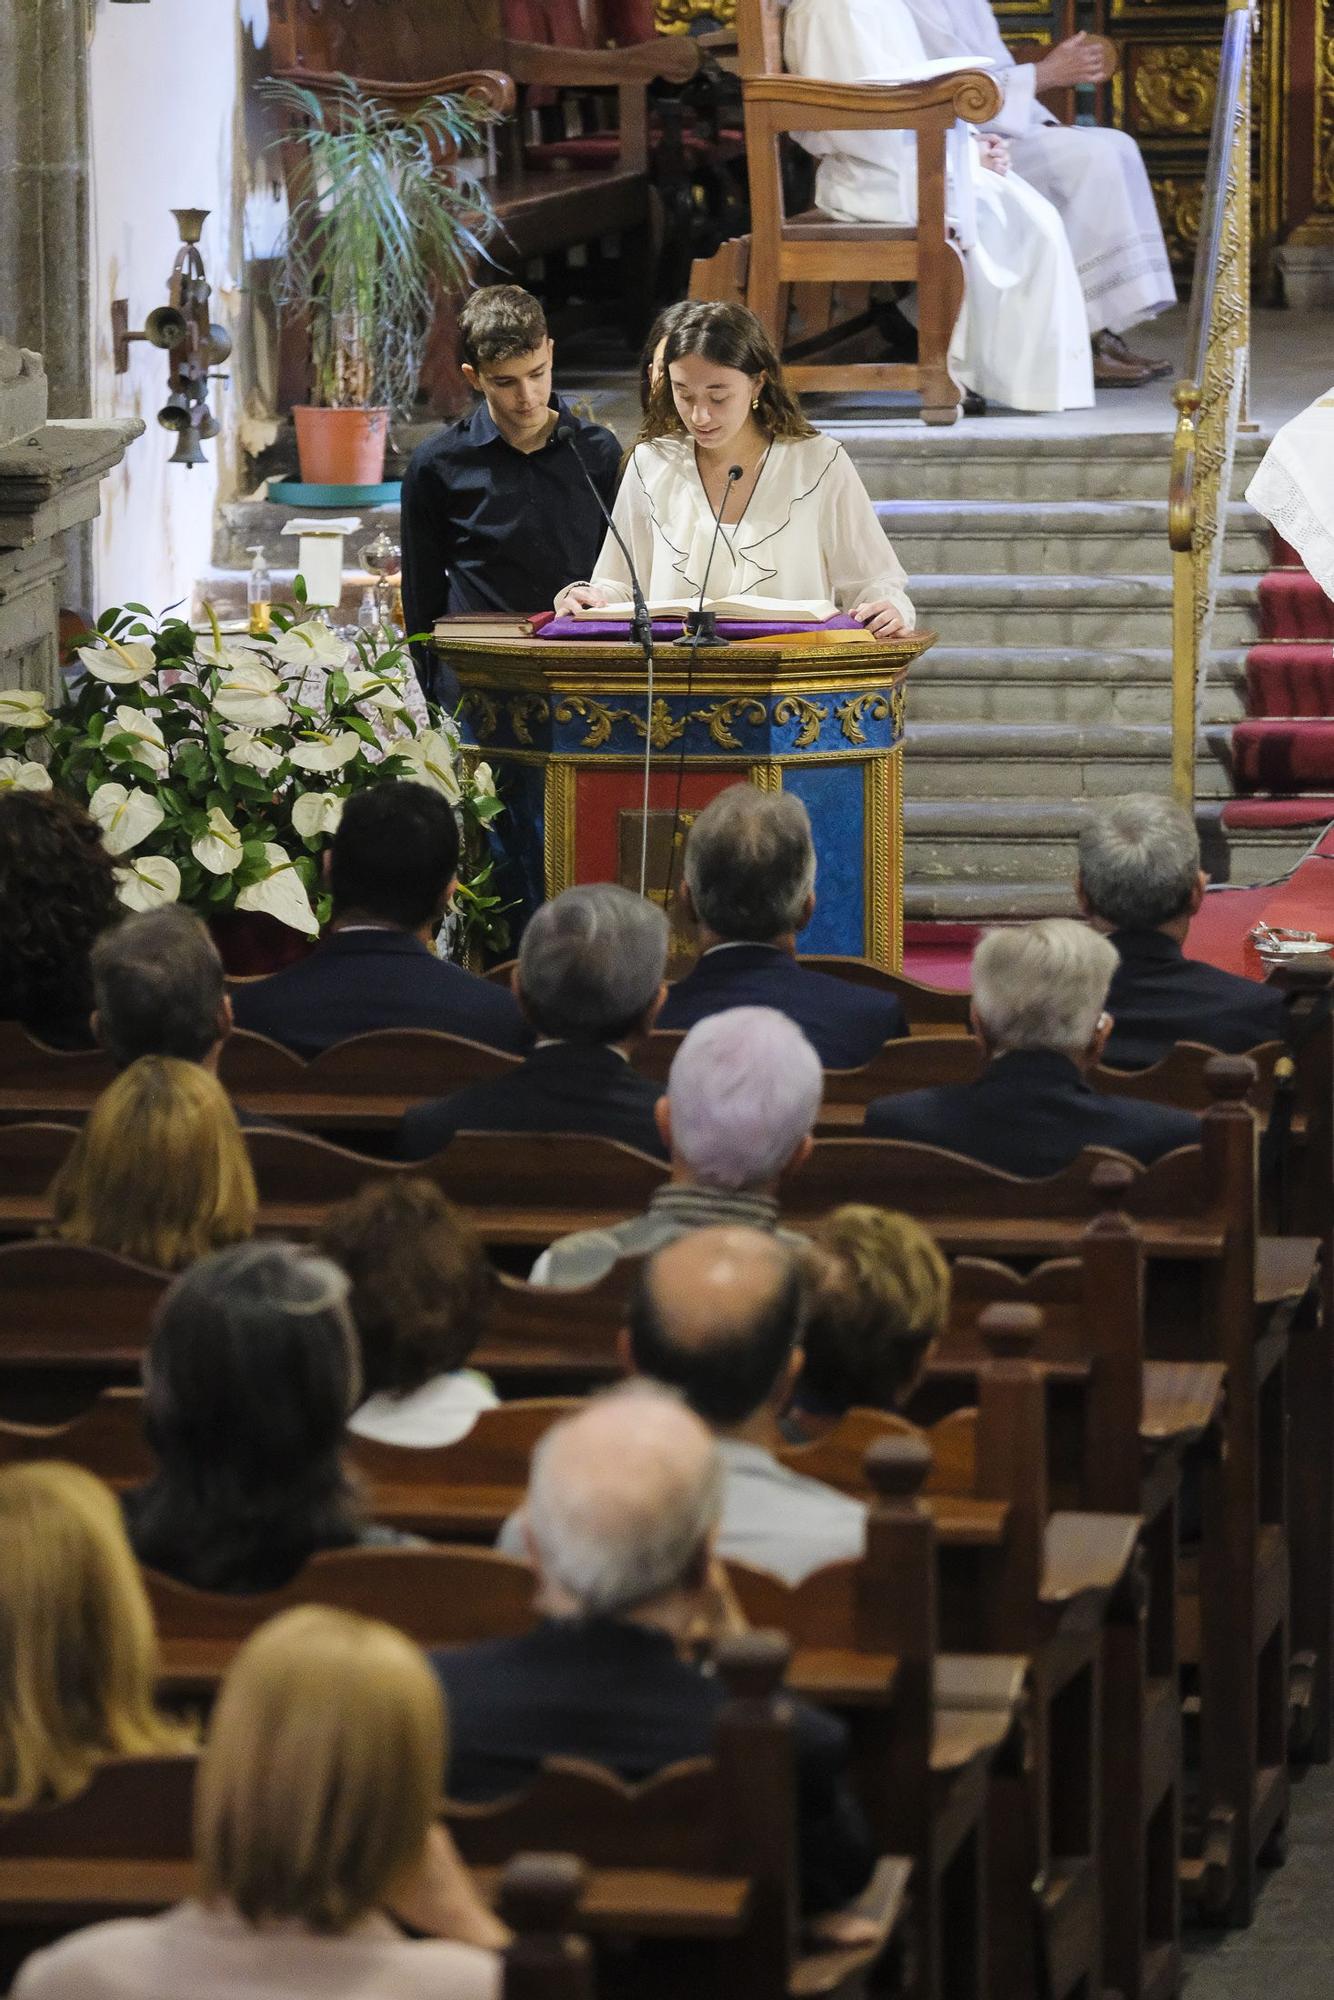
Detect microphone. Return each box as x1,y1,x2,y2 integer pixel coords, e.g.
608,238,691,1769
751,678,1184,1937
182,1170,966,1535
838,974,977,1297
561,425,656,897
674,463,742,650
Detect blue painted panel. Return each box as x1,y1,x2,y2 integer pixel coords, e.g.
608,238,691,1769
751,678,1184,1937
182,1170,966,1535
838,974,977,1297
784,762,864,956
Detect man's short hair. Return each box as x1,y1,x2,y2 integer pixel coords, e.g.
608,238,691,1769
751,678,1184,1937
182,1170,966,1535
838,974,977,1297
329,781,459,931
518,884,667,1043
525,1384,723,1617
1078,794,1202,931
91,908,225,1067
458,285,549,370
667,1007,821,1189
971,918,1119,1061
629,1234,805,1427
683,784,816,942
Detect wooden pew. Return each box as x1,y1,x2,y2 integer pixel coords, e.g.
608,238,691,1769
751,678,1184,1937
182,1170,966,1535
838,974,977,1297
0,1242,166,1423
220,1027,520,1134
785,1062,1297,1927
0,1758,594,2000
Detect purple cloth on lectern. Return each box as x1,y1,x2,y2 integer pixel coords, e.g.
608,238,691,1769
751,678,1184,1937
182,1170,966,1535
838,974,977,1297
539,613,864,641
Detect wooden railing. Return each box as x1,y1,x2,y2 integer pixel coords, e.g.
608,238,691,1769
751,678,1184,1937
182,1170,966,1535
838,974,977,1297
1167,0,1255,806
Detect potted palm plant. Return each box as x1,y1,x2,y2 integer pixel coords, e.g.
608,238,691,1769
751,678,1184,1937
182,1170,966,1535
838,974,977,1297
265,78,499,486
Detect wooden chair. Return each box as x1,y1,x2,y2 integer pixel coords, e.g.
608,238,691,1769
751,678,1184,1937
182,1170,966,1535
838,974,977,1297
0,1022,112,1122
446,1630,911,2000
219,1027,519,1136
345,1398,576,1539
730,1435,1022,2000
771,1378,1139,2000
0,1242,166,1423
687,0,1000,422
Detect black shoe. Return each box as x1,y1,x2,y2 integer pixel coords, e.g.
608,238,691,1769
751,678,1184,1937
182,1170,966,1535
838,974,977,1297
873,299,919,363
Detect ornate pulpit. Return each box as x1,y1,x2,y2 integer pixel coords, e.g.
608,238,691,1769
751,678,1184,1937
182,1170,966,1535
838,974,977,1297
436,628,931,966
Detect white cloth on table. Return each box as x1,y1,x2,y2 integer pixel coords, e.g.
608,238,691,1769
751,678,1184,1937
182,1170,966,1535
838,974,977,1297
902,0,1175,335
783,0,1093,412
348,1368,499,1449
1245,390,1334,603
590,432,915,627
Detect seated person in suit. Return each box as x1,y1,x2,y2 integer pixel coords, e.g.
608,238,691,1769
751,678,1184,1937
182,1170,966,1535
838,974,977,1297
92,907,231,1071
398,883,669,1162
531,1005,820,1288
230,781,527,1059
865,918,1201,1174
439,1383,875,1925
318,1179,499,1448
658,785,907,1066
15,1604,504,2000
1077,793,1289,1069
124,1242,417,1593
788,1206,949,1443
0,789,119,1050
624,1227,868,1582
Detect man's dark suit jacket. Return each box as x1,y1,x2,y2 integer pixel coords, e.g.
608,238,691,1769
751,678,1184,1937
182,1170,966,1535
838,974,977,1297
1103,928,1289,1070
864,1046,1201,1177
229,929,528,1060
397,1039,667,1162
658,943,907,1069
431,1616,874,1915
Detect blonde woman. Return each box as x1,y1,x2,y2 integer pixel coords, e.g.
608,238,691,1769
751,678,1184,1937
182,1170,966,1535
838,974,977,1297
789,1206,950,1440
13,1606,505,2000
49,1055,256,1270
0,1462,189,1811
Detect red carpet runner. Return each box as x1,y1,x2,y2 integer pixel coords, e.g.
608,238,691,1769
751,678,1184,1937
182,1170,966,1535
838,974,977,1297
1226,534,1334,824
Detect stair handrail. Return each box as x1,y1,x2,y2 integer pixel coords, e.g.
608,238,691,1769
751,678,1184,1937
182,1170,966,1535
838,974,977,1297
1167,0,1255,806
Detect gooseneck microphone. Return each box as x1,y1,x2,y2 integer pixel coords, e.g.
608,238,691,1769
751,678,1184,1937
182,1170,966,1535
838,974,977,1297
563,427,656,896
674,462,743,651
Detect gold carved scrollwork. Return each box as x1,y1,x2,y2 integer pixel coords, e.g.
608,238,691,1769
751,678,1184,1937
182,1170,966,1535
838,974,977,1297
700,698,768,749
773,694,829,749
457,691,500,742
1151,176,1206,265
507,696,550,746
1319,7,1334,210
553,694,766,752
890,684,907,738
835,693,891,745
1132,43,1218,135
655,0,734,30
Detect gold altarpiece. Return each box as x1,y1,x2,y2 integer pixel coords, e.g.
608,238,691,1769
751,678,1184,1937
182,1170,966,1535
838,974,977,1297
656,0,1334,284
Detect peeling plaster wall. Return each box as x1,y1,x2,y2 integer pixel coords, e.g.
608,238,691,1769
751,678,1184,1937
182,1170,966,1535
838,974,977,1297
87,0,283,614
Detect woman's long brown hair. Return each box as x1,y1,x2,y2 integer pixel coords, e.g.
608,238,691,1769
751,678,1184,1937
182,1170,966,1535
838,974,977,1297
638,300,818,445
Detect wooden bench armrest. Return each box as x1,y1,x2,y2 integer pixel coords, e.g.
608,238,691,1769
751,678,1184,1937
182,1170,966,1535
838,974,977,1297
791,1854,913,1995
1140,1361,1227,1447
271,64,518,116
935,1651,1027,1714
503,37,700,88
743,69,1001,125
1042,1511,1141,1603
1254,1233,1321,1308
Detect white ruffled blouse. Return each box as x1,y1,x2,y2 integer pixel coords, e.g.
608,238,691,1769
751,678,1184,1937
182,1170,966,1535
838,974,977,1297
589,434,914,627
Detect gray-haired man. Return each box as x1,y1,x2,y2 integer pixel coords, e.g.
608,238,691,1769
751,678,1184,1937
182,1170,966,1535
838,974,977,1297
397,883,669,1160
1077,794,1288,1069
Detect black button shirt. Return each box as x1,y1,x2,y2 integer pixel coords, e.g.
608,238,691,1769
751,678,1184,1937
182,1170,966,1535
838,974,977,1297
400,395,622,697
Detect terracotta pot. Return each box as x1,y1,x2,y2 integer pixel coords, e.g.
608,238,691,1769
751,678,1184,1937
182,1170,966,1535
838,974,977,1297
292,405,390,486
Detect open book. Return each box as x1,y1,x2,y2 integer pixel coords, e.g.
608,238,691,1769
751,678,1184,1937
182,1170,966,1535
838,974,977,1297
572,593,837,623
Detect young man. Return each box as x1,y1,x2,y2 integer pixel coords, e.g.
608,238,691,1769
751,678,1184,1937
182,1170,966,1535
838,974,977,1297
400,285,622,699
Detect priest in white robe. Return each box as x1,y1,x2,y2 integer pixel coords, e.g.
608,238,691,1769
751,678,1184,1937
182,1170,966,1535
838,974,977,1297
785,0,1093,413
902,0,1175,379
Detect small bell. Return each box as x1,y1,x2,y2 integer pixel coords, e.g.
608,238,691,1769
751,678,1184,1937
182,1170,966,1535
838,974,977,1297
168,425,206,468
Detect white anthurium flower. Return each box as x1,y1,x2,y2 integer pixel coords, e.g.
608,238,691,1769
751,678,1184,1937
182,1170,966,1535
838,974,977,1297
395,727,462,804
0,688,53,732
291,790,344,840
88,781,165,856
76,639,157,686
110,704,169,777
271,620,350,669
0,758,52,792
115,852,181,912
236,843,319,936
343,665,409,715
191,805,244,876
212,657,290,729
472,760,497,800
289,730,361,773
222,729,284,777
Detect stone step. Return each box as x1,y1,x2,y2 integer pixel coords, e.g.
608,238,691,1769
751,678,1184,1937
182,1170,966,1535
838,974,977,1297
909,574,1259,648
904,644,1249,727
904,875,1081,920
880,499,1268,577
829,423,1269,503
900,719,1235,799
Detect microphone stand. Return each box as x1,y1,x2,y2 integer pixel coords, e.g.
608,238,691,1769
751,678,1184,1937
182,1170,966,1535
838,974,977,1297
565,432,657,898
673,463,742,651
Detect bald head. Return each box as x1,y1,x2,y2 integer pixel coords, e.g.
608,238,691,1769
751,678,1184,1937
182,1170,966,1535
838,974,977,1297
628,1226,804,1428
525,1383,723,1616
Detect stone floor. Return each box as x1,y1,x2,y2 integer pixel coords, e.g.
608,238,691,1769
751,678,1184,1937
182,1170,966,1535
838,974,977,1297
1182,1759,1334,1997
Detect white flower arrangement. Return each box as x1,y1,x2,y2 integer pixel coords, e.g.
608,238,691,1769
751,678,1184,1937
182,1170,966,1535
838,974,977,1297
2,597,508,949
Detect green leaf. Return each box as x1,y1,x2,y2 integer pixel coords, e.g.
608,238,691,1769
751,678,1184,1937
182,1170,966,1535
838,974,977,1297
293,573,308,606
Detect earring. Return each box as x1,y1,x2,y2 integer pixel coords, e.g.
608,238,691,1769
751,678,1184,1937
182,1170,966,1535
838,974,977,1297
752,396,760,409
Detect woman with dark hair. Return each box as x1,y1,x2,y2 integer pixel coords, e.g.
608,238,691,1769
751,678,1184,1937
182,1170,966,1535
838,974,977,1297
637,300,693,411
0,790,120,1047
124,1241,413,1594
317,1180,498,1448
555,300,913,640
